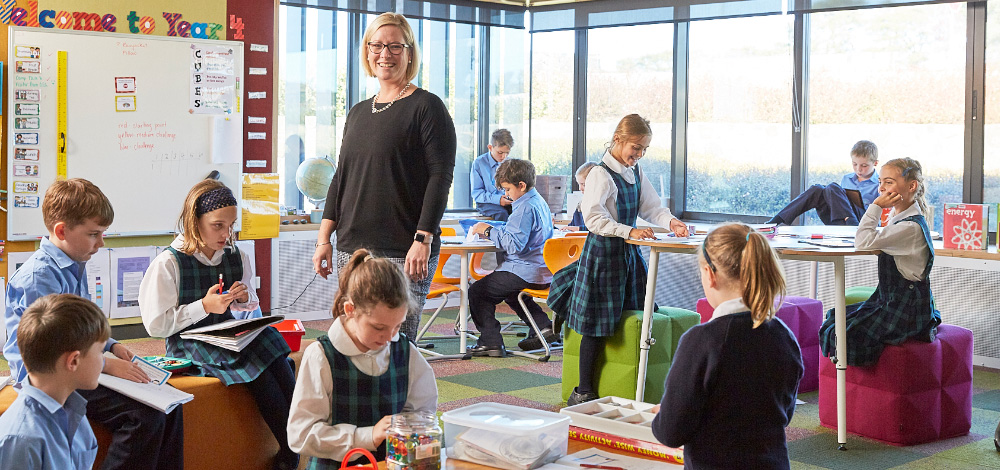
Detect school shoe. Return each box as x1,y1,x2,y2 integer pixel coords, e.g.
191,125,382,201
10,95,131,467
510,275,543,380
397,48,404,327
566,388,599,407
517,328,561,351
466,343,507,358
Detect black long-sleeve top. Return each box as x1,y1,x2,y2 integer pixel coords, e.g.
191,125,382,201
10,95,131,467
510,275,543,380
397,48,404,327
652,311,803,470
323,88,457,258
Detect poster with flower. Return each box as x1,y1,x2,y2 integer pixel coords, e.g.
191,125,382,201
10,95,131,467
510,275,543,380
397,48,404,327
943,203,989,250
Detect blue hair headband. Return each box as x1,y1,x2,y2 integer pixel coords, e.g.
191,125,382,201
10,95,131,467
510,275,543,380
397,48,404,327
195,187,237,217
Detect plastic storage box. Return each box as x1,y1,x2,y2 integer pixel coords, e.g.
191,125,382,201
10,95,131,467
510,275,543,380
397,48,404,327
274,319,305,352
441,402,569,470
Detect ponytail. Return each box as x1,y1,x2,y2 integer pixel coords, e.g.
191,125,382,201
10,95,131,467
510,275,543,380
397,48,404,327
332,249,413,319
703,224,786,327
883,157,929,216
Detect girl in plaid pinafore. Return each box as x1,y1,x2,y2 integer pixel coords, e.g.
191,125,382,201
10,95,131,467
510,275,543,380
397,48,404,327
819,158,941,367
287,249,437,469
139,181,298,470
548,114,689,406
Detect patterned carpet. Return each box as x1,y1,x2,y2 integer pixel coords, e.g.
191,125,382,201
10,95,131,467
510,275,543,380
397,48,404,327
4,306,1000,469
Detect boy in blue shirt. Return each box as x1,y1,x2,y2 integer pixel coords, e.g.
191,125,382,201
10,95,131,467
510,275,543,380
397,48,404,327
768,140,879,225
471,129,514,221
3,178,183,470
467,159,556,356
0,294,110,470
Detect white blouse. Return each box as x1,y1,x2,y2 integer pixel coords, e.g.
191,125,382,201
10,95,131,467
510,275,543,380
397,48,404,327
582,151,677,238
286,318,438,461
138,235,258,338
854,202,929,282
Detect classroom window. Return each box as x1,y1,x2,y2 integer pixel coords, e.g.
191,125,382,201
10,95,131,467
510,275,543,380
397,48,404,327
685,15,794,216
985,2,1000,224
587,23,674,199
277,7,349,212
529,30,575,179
808,4,966,231
489,25,528,162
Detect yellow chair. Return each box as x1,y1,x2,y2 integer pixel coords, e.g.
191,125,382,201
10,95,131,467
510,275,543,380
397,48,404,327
510,236,586,362
415,228,462,354
469,251,493,281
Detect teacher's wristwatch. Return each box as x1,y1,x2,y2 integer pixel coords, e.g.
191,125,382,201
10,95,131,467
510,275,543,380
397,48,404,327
414,232,433,244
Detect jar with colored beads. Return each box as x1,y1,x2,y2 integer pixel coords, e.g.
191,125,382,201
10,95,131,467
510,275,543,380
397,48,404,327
386,411,442,470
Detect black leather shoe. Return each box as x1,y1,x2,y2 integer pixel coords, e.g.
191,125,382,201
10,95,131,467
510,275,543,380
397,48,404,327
518,328,561,351
566,387,599,406
466,344,507,357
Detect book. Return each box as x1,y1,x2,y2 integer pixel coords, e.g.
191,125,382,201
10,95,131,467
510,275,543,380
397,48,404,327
942,203,989,250
539,447,683,470
180,316,284,352
97,373,193,413
568,425,683,465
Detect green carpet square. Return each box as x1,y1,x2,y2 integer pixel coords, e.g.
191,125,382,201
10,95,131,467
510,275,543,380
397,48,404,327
918,438,1000,469
789,433,926,470
436,381,494,404
974,390,1000,413
439,367,559,393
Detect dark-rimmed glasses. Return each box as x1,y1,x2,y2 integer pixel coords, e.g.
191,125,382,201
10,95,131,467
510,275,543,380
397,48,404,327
367,42,409,55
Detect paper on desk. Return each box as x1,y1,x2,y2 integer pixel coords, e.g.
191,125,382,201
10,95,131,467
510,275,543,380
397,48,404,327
539,447,683,470
464,231,495,245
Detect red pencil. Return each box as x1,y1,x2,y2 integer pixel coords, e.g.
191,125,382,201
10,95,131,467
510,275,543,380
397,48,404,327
580,464,624,470
218,274,223,294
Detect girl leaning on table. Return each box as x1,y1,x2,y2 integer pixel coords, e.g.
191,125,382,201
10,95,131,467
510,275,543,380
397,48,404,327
287,248,438,469
546,113,688,407
818,157,941,366
138,180,299,470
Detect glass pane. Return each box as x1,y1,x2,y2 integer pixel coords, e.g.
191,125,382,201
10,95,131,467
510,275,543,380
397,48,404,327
587,23,673,200
489,25,528,162
530,31,575,178
278,7,349,212
809,4,965,231
985,3,1000,227
686,15,794,216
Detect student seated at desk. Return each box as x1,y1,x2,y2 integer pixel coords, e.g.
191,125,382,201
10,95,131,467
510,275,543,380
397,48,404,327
562,162,597,232
768,140,879,226
818,157,940,366
0,294,110,470
467,159,556,356
471,129,515,221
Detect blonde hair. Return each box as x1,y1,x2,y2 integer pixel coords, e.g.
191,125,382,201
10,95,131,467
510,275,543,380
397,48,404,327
177,180,234,254
42,178,114,231
333,249,414,320
882,157,929,216
608,114,652,150
576,161,598,179
361,13,421,83
851,140,878,164
702,224,786,328
491,129,514,148
20,294,110,374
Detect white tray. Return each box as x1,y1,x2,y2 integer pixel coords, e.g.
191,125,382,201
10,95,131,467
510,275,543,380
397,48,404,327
559,396,658,443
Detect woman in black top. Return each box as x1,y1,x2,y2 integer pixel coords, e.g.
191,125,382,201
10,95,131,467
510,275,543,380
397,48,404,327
312,12,456,340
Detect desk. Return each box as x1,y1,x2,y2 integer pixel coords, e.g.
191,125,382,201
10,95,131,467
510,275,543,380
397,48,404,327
432,237,500,360
628,225,877,450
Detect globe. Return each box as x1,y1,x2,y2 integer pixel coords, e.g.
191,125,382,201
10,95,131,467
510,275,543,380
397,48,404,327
295,157,336,202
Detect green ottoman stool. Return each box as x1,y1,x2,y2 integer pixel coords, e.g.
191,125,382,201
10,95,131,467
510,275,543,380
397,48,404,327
845,286,876,305
561,307,700,404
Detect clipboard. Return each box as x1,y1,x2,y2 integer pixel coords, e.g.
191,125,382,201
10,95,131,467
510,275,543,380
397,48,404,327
845,188,864,209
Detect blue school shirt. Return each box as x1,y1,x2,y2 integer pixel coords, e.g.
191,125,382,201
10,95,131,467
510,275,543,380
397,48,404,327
0,380,99,470
841,170,880,206
3,237,117,383
487,188,554,284
470,152,505,206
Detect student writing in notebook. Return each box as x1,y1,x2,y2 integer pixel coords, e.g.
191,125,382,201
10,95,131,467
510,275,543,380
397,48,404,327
0,294,110,470
138,180,298,470
3,178,183,470
288,249,437,469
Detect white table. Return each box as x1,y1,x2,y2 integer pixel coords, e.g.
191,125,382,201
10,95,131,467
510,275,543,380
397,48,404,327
434,236,500,359
628,225,876,450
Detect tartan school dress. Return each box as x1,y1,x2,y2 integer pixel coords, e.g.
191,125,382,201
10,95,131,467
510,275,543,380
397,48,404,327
548,163,648,337
305,334,410,470
819,214,941,367
165,246,290,385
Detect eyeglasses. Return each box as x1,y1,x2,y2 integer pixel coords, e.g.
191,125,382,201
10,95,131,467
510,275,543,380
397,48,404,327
367,42,410,55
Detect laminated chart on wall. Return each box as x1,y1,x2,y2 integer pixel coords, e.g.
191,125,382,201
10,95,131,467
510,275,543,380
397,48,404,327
241,173,279,240
86,248,113,317
109,246,156,319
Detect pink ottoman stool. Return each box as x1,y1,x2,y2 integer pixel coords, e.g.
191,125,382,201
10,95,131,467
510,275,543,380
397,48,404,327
697,296,823,392
818,324,973,446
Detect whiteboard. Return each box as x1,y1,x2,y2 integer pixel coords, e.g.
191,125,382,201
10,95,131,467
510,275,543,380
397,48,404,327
7,27,243,240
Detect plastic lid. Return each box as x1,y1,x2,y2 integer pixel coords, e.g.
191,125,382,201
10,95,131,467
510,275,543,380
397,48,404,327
441,402,569,432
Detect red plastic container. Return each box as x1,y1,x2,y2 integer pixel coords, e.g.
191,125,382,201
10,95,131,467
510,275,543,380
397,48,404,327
275,319,305,352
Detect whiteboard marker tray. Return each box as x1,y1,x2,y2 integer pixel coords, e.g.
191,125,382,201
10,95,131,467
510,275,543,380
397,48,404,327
560,396,658,443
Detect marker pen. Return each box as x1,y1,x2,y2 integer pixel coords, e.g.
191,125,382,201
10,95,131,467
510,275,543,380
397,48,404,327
218,274,224,294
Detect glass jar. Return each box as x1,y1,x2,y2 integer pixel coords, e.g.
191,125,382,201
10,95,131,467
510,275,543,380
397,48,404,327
386,411,442,470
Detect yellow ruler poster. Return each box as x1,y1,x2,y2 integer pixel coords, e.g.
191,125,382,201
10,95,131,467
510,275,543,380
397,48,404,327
240,173,278,240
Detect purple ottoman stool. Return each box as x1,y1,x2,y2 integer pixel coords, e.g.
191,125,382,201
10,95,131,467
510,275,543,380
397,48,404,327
697,296,823,392
818,324,973,446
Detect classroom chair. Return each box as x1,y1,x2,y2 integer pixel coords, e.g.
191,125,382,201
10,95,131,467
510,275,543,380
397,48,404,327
562,308,701,404
845,285,877,305
818,324,973,446
696,296,823,392
509,236,586,361
415,227,464,351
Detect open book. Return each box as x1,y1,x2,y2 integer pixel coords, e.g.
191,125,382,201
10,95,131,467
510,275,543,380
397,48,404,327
180,316,284,352
98,374,193,413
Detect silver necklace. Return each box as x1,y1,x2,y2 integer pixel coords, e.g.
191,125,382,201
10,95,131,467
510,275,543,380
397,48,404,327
372,83,411,114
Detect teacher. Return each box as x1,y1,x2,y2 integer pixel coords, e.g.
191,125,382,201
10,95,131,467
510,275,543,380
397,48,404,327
312,12,457,341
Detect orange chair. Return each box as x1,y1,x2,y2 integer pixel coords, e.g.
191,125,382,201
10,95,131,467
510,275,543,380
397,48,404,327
469,251,494,281
414,228,462,354
510,236,586,362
